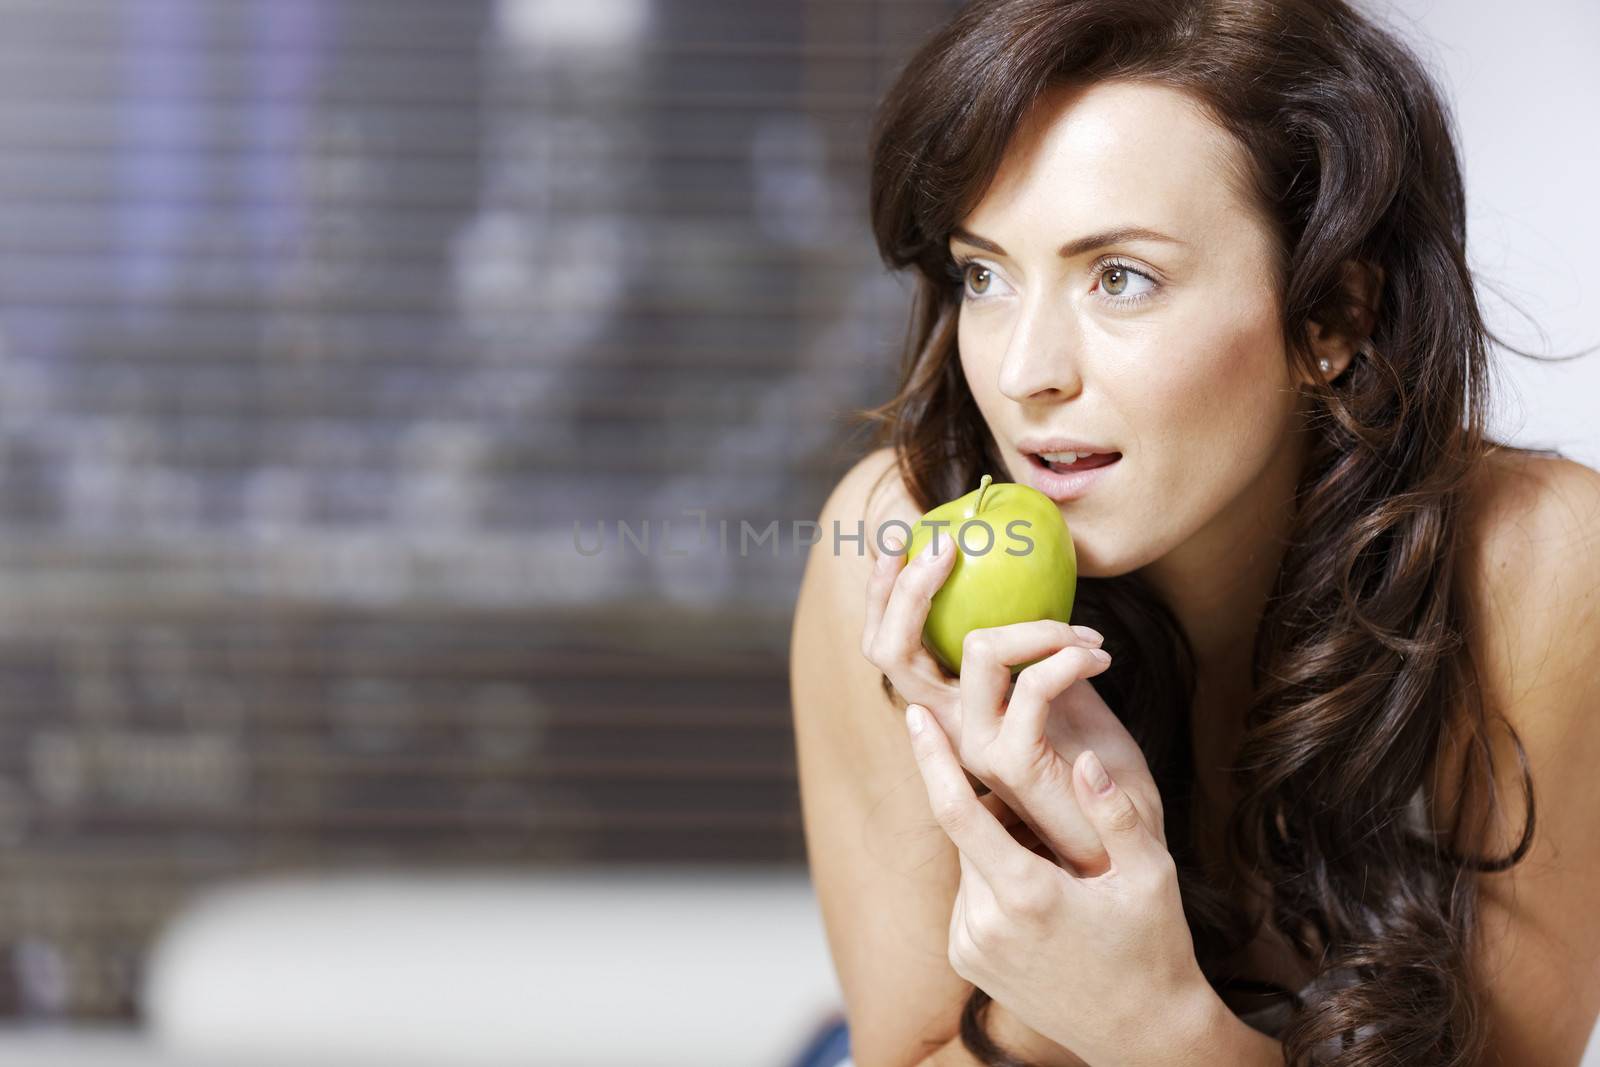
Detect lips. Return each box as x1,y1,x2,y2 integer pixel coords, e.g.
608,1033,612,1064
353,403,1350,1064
1036,452,1120,474
1023,449,1122,502
1016,436,1117,453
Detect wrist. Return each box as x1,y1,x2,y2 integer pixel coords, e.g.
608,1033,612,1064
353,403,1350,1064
1176,983,1232,1056
983,998,1089,1067
1162,982,1283,1067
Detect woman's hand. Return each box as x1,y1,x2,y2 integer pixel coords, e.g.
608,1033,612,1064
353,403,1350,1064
904,699,1214,1067
862,531,1163,876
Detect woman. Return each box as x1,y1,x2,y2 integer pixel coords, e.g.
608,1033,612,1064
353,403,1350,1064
789,1,1600,1065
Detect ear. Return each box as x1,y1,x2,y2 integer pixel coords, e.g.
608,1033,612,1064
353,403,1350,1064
1303,258,1385,386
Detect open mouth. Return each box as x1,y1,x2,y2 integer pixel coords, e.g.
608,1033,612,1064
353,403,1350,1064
1029,451,1122,474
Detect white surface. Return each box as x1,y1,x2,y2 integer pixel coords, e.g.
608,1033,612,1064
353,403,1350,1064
0,1026,311,1066
142,868,842,1067
1379,0,1600,468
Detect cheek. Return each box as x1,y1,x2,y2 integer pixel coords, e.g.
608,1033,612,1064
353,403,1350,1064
957,318,994,401
1128,313,1291,462
958,321,1020,457
1075,313,1291,569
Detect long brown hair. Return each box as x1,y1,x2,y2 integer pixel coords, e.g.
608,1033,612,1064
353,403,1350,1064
856,1,1566,1062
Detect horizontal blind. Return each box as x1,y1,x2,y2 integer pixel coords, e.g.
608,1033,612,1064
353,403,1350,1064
0,0,953,1019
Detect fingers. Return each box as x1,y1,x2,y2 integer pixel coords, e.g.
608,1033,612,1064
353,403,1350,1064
1070,749,1165,882
958,620,1104,751
905,703,1050,899
977,790,1023,828
1002,644,1112,752
988,643,1115,876
979,794,1049,855
862,529,957,721
863,533,960,726
860,530,906,660
872,534,956,669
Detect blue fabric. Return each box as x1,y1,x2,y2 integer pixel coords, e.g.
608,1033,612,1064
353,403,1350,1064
787,1015,851,1067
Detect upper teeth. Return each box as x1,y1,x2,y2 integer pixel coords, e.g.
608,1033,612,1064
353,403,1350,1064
1040,451,1085,464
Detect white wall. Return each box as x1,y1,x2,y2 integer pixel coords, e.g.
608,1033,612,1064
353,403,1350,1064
1378,0,1600,468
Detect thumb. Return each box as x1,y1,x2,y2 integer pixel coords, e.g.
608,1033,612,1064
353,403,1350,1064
1073,749,1155,871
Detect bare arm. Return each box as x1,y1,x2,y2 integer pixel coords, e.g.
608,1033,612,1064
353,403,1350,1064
911,1002,1095,1066
911,989,1285,1066
791,448,1086,1067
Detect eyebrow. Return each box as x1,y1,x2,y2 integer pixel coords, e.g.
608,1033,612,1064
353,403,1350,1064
948,225,1187,259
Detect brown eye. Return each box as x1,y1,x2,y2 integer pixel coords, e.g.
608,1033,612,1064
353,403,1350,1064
965,264,992,295
1094,262,1157,304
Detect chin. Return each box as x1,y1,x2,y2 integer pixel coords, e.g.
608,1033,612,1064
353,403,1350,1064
1066,535,1111,580
1069,530,1152,581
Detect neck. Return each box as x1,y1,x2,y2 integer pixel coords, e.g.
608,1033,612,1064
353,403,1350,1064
1134,427,1307,840
1135,427,1308,730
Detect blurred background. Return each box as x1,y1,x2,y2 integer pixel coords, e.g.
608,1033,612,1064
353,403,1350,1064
0,0,1593,1065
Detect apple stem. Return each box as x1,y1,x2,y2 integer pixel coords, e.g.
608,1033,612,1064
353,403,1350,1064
975,473,993,512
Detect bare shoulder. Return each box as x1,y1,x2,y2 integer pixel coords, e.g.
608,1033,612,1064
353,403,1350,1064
791,446,914,646
831,445,924,564
1454,447,1600,767
789,447,973,1066
1450,449,1600,1064
1461,447,1600,572
1458,448,1600,679
790,444,919,751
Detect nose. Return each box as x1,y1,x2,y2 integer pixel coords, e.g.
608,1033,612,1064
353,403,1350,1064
995,297,1084,402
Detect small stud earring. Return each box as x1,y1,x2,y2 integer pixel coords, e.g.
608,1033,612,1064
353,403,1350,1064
1318,357,1332,374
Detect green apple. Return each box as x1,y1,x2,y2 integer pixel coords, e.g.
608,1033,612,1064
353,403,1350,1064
903,474,1077,675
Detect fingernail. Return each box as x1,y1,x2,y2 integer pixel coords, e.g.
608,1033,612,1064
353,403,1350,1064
905,704,926,735
1082,750,1113,794
884,531,905,553
1071,625,1104,645
1089,647,1111,663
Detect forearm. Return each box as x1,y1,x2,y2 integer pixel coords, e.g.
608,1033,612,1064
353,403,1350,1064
915,1034,994,1067
912,1000,1089,1067
916,1034,1088,1067
911,991,1282,1067
1164,989,1285,1067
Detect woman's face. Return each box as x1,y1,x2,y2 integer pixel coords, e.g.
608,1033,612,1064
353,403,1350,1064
954,80,1307,579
